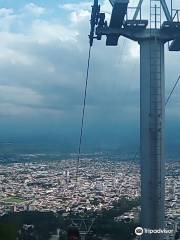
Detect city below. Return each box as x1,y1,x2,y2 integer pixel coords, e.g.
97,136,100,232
0,153,179,239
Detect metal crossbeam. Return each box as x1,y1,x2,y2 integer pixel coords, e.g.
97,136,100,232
133,0,172,22
133,0,144,20
160,0,172,21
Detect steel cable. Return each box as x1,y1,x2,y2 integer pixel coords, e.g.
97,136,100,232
134,74,180,162
76,46,92,182
165,75,180,106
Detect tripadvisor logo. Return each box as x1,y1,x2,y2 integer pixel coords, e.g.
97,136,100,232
135,227,143,236
135,227,174,236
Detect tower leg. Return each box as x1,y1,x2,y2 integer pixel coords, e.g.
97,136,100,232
140,39,165,240
80,233,86,240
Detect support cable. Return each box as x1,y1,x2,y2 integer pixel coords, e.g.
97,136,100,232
76,46,92,182
165,75,180,106
135,74,180,161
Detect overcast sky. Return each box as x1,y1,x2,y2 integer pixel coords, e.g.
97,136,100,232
0,0,179,153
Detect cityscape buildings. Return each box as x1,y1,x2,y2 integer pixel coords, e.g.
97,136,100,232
0,156,179,239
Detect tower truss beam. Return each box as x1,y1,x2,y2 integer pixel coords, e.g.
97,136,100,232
160,0,172,21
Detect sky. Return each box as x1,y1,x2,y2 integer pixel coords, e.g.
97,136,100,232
0,0,180,153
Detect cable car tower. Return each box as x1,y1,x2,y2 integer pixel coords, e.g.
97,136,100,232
89,0,180,239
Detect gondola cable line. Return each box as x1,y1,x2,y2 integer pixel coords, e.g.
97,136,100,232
75,26,128,182
76,45,92,182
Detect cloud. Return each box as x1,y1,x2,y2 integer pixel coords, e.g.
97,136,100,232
0,8,14,17
0,85,42,105
0,0,180,152
70,10,90,24
60,2,91,11
24,3,45,16
31,20,79,43
0,7,19,32
0,43,36,66
0,103,34,117
0,1,179,149
60,2,91,24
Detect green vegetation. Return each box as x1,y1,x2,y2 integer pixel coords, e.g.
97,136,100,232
0,197,140,240
3,197,25,204
59,197,140,240
0,223,18,240
0,211,58,240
